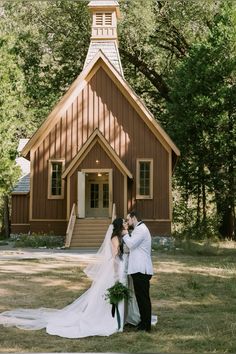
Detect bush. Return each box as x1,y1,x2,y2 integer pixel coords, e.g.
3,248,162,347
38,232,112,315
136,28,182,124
174,237,221,256
173,217,221,241
14,233,65,248
152,236,175,252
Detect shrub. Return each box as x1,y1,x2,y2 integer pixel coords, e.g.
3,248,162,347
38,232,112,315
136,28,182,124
14,233,65,248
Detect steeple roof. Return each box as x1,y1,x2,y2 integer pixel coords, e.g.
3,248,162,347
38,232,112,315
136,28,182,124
88,1,119,7
84,0,123,77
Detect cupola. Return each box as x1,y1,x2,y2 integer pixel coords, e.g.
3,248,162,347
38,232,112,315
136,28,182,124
89,0,120,41
84,0,123,77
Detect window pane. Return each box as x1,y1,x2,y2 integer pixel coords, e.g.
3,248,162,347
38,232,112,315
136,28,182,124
51,162,63,196
103,183,109,208
90,184,99,208
139,161,151,196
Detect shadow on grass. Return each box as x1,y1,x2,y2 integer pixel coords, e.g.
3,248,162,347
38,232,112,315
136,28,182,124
0,249,236,353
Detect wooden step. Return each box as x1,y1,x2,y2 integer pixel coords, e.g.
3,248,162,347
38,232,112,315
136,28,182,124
70,218,111,248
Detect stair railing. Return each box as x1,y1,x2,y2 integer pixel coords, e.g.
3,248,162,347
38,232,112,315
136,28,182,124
65,203,76,248
111,203,116,222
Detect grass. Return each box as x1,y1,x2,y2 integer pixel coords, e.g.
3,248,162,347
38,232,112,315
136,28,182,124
0,242,236,353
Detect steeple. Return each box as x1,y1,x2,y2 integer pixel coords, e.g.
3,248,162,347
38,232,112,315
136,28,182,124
84,0,124,77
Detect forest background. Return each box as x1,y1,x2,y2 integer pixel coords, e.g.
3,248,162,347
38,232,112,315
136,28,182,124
0,0,235,240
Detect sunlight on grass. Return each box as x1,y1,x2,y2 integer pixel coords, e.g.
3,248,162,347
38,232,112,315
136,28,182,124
0,243,236,353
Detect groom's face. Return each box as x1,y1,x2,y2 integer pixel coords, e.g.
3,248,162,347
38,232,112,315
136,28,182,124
126,214,134,228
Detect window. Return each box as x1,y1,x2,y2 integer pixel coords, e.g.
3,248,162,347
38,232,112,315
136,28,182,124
90,183,99,208
48,160,65,199
136,159,153,199
95,12,113,26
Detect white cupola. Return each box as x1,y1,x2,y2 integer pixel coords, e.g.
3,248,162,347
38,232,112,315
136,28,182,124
84,0,124,77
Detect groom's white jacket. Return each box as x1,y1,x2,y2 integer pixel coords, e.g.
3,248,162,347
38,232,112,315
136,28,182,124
123,222,153,275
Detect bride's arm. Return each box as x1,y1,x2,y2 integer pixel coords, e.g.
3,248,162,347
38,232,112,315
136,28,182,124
111,236,120,281
111,236,119,257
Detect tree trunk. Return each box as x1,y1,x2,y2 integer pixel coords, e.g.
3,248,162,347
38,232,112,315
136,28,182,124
219,205,235,240
196,182,201,226
202,182,207,222
2,195,10,238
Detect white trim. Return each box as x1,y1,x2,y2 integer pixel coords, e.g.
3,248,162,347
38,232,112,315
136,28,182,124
81,169,113,218
136,158,153,199
62,129,132,179
47,159,65,199
21,51,179,159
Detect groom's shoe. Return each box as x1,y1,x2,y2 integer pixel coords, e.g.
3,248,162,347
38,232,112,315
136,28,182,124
136,323,151,333
136,326,151,333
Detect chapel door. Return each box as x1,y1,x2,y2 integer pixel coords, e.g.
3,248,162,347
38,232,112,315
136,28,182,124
85,173,109,217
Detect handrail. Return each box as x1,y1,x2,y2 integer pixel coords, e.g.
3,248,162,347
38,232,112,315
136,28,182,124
111,203,116,222
65,203,76,248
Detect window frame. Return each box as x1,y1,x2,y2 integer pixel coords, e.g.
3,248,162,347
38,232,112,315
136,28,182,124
48,159,65,200
136,158,153,200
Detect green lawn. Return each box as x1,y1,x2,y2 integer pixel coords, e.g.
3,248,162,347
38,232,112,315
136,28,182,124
0,242,236,353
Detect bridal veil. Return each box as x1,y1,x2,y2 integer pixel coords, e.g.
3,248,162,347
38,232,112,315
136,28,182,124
0,224,124,338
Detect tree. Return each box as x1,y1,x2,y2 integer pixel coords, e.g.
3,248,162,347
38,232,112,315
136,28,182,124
0,34,32,236
2,0,90,125
167,1,236,238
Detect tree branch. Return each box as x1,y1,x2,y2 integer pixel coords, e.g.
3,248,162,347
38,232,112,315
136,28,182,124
119,48,171,102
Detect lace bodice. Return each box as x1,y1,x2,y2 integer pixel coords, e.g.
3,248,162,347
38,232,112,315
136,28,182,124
123,242,129,254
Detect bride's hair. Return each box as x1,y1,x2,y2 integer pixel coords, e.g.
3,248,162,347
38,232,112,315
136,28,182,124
111,217,124,258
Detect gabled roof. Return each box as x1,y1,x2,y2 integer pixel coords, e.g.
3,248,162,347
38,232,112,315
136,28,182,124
22,50,180,159
17,139,29,152
12,173,30,194
62,129,133,179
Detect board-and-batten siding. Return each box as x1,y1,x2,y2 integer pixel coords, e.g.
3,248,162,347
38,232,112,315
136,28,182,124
31,66,170,223
11,194,30,234
12,195,29,223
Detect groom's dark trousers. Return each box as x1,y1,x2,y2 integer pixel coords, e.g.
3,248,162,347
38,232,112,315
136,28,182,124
131,272,152,331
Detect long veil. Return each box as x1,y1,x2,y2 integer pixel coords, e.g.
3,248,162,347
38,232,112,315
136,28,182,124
0,224,119,337
84,224,114,280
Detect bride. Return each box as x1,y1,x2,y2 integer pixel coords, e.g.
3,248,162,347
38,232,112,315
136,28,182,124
0,218,140,338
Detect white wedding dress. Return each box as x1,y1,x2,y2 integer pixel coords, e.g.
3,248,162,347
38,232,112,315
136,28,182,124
0,225,140,338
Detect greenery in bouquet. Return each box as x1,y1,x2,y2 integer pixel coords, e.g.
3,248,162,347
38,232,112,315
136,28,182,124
105,281,131,305
105,281,132,329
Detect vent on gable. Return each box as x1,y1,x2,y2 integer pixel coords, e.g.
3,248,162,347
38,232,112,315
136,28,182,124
95,12,112,26
95,13,103,26
105,13,112,26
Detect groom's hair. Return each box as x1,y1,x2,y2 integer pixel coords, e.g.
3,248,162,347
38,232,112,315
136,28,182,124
129,210,141,221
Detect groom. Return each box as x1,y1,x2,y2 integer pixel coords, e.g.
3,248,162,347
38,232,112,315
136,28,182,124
122,211,153,332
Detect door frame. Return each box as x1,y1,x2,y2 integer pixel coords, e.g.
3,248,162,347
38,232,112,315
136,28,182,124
79,169,113,218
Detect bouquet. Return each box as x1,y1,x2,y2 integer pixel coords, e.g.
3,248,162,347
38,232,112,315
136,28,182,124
105,281,131,329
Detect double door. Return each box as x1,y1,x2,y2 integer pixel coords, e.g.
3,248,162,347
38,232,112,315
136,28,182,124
78,171,110,218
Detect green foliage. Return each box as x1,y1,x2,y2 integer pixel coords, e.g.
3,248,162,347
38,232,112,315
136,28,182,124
0,0,235,239
167,1,236,237
2,0,91,125
0,35,31,196
105,281,131,305
173,238,221,256
14,234,65,248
